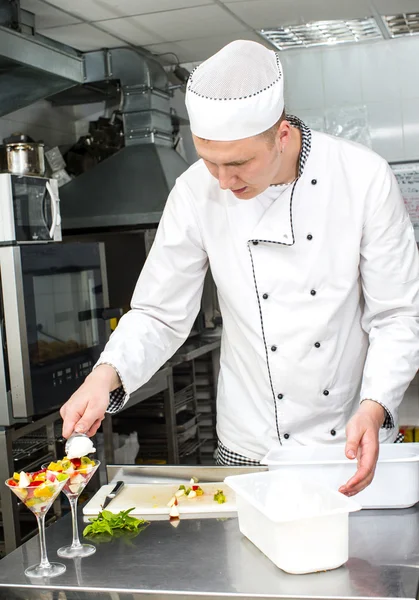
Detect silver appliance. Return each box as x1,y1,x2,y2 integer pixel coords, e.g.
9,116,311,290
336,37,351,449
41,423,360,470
0,242,112,425
58,47,189,231
0,174,61,243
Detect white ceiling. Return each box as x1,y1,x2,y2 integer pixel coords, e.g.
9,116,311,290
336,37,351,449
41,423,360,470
20,0,419,61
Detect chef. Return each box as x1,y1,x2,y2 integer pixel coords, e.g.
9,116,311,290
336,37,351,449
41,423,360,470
61,40,419,496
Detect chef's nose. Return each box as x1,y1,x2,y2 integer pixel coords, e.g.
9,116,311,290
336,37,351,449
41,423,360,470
218,166,236,190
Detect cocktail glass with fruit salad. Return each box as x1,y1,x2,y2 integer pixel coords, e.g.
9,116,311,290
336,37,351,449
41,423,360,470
44,456,99,558
5,469,69,578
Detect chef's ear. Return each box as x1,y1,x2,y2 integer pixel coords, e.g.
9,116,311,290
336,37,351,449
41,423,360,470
278,111,295,149
261,108,286,148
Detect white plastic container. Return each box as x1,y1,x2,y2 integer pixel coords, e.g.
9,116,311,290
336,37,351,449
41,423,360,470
225,470,361,575
262,442,419,509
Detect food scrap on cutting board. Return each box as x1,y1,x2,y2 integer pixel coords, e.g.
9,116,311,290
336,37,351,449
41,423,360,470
167,477,227,524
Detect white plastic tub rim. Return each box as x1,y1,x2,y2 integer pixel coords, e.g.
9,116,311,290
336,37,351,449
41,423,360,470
261,442,419,467
225,470,361,523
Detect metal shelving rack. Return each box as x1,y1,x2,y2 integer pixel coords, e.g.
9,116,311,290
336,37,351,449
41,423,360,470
110,337,221,466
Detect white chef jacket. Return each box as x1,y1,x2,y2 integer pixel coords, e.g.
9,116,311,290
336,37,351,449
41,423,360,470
97,118,419,461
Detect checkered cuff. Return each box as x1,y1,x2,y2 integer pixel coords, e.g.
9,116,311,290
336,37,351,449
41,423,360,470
382,408,394,429
107,386,127,414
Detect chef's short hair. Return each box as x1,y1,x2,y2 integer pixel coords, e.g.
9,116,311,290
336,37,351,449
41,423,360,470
262,109,286,145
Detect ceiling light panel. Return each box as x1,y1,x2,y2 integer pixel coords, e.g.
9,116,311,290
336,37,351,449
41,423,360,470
259,17,383,50
384,12,419,37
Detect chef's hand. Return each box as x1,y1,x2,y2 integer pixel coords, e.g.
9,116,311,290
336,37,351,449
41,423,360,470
60,364,120,439
339,400,385,497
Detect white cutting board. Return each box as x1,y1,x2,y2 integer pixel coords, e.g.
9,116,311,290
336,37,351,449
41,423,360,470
83,483,235,516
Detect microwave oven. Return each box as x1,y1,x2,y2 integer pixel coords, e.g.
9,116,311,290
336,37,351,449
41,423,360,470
0,174,61,244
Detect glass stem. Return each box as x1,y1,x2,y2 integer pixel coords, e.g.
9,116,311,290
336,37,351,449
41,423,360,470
69,497,82,549
36,513,51,569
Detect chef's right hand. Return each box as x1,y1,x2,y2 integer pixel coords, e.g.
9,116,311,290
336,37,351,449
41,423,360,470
60,364,120,438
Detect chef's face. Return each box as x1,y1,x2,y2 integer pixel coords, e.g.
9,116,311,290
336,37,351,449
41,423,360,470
193,124,285,199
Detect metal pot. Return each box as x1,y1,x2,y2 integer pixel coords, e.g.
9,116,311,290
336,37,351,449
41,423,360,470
0,141,46,177
0,134,46,177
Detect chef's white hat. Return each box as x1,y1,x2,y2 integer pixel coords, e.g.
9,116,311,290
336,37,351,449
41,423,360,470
185,40,284,142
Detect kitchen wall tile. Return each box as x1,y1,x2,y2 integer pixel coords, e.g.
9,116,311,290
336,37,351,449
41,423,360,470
402,98,419,161
0,117,76,148
393,37,419,100
322,45,362,108
281,48,324,111
365,101,404,162
292,109,325,131
359,40,401,103
3,101,75,134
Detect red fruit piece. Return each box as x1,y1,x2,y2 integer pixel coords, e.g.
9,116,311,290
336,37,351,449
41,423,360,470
32,469,46,477
70,458,81,468
192,485,199,491
8,479,17,486
47,473,56,482
28,480,43,487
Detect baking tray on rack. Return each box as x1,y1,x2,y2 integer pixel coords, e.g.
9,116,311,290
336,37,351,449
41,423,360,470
120,384,196,420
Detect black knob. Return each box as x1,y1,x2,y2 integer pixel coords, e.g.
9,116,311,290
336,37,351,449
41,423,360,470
271,345,277,352
277,393,283,399
307,234,313,240
331,429,336,436
314,342,321,348
323,390,329,396
284,433,290,440
311,179,317,185
262,293,268,300
310,289,317,296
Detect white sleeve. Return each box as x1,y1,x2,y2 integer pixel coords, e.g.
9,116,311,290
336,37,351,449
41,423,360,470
360,161,419,426
95,179,208,409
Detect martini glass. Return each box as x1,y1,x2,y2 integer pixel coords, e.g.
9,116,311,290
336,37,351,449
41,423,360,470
5,471,69,578
43,459,100,558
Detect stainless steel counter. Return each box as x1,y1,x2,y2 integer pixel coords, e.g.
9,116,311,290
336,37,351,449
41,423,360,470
0,466,419,600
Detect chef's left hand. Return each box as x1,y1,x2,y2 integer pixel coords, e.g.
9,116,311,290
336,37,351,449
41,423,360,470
339,400,385,497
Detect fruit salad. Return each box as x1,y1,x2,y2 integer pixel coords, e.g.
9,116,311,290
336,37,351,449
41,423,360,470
46,456,97,496
6,469,68,514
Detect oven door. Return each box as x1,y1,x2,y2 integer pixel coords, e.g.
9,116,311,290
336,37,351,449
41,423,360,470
10,175,61,243
0,242,110,422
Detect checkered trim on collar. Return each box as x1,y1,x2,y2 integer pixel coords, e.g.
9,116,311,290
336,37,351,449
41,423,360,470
270,114,311,187
287,114,311,178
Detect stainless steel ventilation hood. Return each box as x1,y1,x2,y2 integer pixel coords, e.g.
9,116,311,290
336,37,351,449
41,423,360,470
60,144,188,229
0,24,83,117
60,47,189,231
